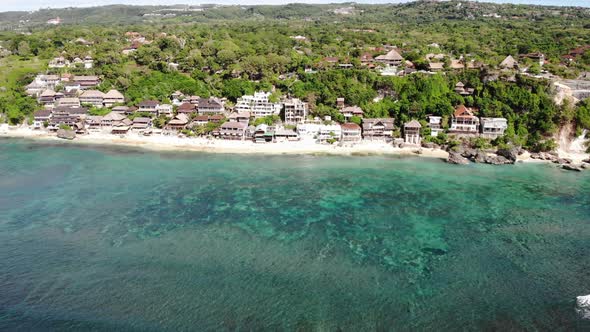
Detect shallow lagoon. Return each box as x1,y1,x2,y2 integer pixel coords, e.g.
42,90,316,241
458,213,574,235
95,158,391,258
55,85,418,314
0,138,589,331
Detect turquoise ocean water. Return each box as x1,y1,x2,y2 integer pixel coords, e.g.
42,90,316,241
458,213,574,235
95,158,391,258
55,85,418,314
0,138,589,331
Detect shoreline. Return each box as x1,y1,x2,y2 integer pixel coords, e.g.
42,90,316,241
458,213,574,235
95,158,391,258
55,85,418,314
2,127,588,164
0,128,450,159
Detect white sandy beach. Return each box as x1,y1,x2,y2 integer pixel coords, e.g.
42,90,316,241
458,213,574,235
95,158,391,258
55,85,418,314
0,126,450,159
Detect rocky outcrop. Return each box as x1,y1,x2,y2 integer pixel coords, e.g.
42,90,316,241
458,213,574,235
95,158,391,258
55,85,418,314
447,151,469,165
57,129,76,140
530,152,559,162
553,158,573,165
562,164,583,172
422,142,440,149
496,147,520,162
484,154,512,165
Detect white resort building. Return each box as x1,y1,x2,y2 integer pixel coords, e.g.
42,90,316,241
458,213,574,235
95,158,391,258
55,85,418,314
235,91,281,118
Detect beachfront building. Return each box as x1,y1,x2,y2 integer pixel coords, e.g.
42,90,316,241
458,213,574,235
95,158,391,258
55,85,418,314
362,118,395,141
404,120,422,145
235,91,281,119
166,114,190,131
49,107,88,129
80,90,105,108
33,109,52,129
283,98,308,125
191,115,224,127
375,49,404,66
103,90,125,107
220,121,248,140
341,123,362,144
101,112,126,127
339,106,364,121
228,111,251,124
428,115,443,137
318,123,342,144
198,98,225,115
132,117,152,131
450,105,480,135
138,100,160,116
253,124,273,143
274,128,299,142
86,116,103,131
480,117,508,139
111,118,132,135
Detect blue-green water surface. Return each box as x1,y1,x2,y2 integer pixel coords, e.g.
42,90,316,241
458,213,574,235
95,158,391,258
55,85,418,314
0,138,589,331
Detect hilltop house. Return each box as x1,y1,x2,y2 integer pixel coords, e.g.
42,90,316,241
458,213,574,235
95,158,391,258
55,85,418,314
235,91,281,118
454,82,474,96
450,105,480,135
283,98,308,125
341,123,362,144
103,90,125,107
361,118,394,141
480,117,508,139
48,56,70,68
404,120,422,145
375,49,404,66
519,52,545,66
499,55,518,70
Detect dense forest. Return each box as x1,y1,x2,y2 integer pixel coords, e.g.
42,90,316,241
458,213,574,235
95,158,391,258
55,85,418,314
1,1,589,151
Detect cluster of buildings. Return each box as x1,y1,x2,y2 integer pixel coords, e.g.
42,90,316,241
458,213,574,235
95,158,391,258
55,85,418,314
48,56,94,69
26,74,101,98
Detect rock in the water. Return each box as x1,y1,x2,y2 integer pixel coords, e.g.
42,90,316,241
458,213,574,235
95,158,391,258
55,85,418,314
562,164,583,172
496,147,519,162
577,295,590,319
554,158,573,165
447,151,470,165
485,154,512,165
57,129,76,140
461,148,478,159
